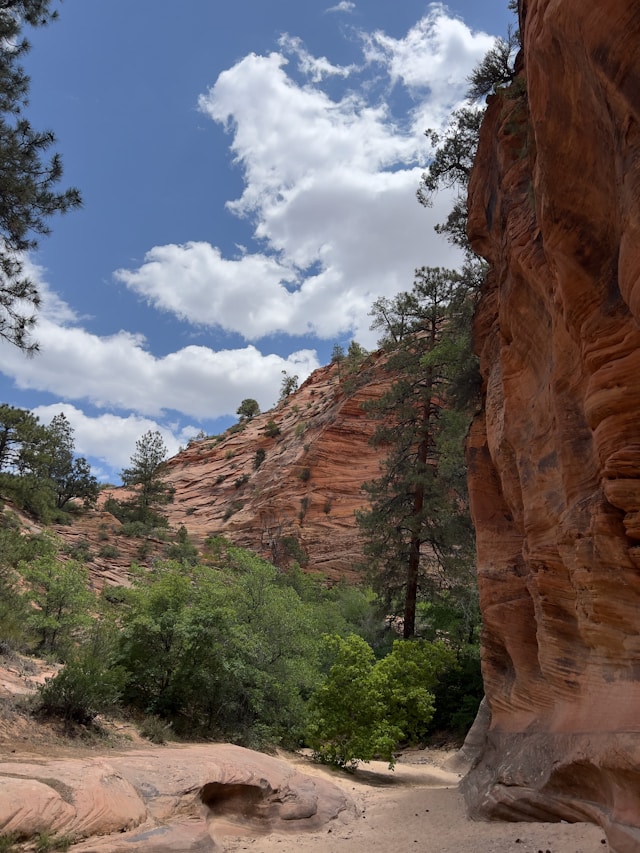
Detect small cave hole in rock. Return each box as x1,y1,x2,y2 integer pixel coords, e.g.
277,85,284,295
200,781,272,822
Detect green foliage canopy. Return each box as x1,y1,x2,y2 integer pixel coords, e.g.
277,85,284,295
307,634,454,769
236,398,260,421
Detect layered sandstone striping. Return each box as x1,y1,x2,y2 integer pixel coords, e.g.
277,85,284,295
156,357,391,582
0,744,354,851
81,356,391,587
463,1,640,849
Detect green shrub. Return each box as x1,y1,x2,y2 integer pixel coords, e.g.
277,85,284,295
0,831,19,852
139,714,171,744
234,474,249,488
227,422,247,435
165,526,199,565
34,831,75,852
299,467,311,482
63,538,93,561
223,500,243,521
37,652,123,725
306,635,454,769
119,521,149,538
263,420,280,438
98,544,121,559
281,535,308,566
254,448,266,469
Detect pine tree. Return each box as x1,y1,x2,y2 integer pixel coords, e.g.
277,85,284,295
358,267,477,639
0,402,43,471
0,1,81,351
121,430,174,524
29,412,98,509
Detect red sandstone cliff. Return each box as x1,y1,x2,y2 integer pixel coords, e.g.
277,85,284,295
463,2,640,850
159,356,390,582
82,355,391,587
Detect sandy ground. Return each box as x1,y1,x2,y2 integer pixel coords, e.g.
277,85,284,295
0,657,611,853
218,752,609,853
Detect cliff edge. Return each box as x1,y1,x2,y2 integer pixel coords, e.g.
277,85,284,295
463,1,640,850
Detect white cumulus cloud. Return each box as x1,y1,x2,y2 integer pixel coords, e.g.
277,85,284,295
119,7,493,349
0,279,319,420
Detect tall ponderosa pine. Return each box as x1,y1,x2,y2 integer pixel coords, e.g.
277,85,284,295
0,1,81,351
358,267,478,639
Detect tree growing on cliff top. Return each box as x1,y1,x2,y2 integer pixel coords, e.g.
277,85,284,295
0,1,81,351
466,26,519,102
236,398,260,421
417,106,484,253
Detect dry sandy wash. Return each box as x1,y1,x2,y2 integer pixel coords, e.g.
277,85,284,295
219,751,609,853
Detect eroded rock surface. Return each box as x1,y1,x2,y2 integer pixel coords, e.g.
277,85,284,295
464,1,640,850
152,357,391,583
0,744,354,851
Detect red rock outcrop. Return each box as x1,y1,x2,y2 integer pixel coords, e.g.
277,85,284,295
158,356,392,583
45,356,392,590
0,744,354,851
463,1,640,849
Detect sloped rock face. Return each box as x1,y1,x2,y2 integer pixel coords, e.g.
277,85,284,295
0,744,354,851
159,357,391,582
464,1,640,849
50,357,391,590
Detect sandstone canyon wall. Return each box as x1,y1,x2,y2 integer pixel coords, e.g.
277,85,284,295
463,1,640,849
160,356,392,583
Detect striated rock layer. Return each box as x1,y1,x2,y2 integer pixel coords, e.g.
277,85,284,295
463,1,640,849
0,744,354,851
158,356,392,583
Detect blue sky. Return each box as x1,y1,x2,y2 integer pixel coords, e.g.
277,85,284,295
0,0,512,482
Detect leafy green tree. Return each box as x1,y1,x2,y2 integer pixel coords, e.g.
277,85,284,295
117,553,322,745
359,266,478,639
0,0,81,351
307,633,399,769
20,554,94,657
0,403,43,472
236,398,260,421
307,635,453,769
120,430,174,524
372,638,454,744
0,523,52,651
0,407,98,517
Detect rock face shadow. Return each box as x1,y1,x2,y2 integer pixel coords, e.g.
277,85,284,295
200,779,276,828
